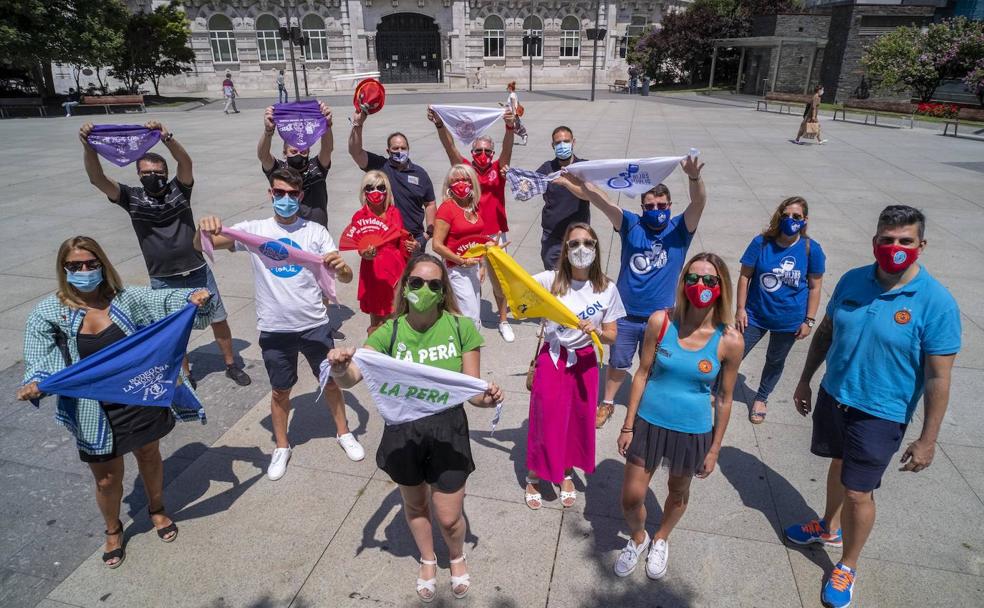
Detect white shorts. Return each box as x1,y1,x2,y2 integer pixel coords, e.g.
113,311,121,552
446,263,482,327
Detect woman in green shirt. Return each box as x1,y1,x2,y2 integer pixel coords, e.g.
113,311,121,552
327,253,502,602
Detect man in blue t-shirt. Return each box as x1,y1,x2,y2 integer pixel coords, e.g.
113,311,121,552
553,155,706,427
787,205,961,608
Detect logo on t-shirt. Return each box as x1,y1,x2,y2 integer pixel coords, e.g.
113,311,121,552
894,309,912,325
629,241,668,275
760,256,801,293
407,175,420,185
577,300,604,320
697,359,713,374
261,238,303,278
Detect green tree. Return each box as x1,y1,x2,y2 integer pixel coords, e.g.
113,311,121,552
60,0,128,92
110,3,194,95
0,0,73,96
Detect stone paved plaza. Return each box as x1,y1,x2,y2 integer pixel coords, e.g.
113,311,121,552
1,90,983,608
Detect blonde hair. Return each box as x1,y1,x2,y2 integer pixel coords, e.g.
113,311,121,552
552,223,609,296
762,196,810,241
392,254,462,317
360,170,395,209
55,236,123,308
441,163,482,210
673,252,734,327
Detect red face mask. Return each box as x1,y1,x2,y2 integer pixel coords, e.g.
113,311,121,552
449,180,473,200
365,190,386,205
684,283,720,309
471,150,493,167
874,243,919,274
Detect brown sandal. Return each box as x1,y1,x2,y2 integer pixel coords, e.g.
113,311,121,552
595,402,615,429
102,520,125,569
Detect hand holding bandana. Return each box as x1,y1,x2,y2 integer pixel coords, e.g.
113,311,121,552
562,156,687,197
429,104,504,145
272,100,328,150
86,125,161,167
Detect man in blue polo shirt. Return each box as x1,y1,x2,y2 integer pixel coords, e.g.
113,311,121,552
788,205,960,608
553,154,706,427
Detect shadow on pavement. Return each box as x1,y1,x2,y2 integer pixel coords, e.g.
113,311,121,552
256,389,371,446
187,340,253,381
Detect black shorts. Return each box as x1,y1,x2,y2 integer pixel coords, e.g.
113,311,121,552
258,323,334,391
376,405,475,492
811,387,908,492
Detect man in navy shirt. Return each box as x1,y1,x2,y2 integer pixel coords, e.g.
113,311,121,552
348,110,435,248
536,126,588,270
788,205,961,608
554,154,706,427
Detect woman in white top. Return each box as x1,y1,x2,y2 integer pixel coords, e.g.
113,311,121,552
525,223,625,509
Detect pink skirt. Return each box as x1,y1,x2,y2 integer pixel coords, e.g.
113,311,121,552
527,344,599,484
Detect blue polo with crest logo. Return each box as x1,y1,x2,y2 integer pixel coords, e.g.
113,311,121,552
616,209,694,317
819,264,961,424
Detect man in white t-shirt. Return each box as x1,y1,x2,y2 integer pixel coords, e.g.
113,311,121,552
195,167,364,480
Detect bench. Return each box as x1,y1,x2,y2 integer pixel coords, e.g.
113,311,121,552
755,92,812,115
608,79,629,93
0,97,47,118
80,94,146,114
832,99,915,129
943,107,984,138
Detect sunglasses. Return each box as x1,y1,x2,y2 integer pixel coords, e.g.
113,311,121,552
472,148,494,155
783,212,805,221
139,170,166,177
643,202,670,210
407,276,444,291
684,273,720,288
64,259,102,272
272,188,301,198
364,185,387,193
567,238,597,250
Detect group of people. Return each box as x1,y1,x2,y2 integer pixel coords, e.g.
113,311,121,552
14,97,960,608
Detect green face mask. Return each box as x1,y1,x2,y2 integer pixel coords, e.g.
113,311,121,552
404,285,442,312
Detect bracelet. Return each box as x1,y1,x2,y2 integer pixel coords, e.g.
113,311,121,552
620,428,634,433
162,132,174,143
436,123,444,129
688,176,700,182
505,124,515,131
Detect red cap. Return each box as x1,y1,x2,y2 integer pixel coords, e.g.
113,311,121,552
353,78,386,115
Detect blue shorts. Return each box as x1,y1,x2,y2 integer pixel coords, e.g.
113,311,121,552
811,387,907,492
150,265,228,323
258,323,334,391
609,315,651,370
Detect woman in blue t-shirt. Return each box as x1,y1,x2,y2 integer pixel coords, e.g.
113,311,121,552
614,252,744,581
735,197,825,423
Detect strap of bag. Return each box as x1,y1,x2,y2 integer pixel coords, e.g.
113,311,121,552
387,317,400,357
646,311,671,380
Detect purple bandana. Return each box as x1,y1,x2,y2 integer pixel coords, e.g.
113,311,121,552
87,125,161,167
273,100,327,150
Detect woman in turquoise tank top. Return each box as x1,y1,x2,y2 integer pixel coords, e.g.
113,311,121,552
612,252,744,581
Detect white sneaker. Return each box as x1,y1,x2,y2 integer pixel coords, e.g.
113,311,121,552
337,433,365,461
818,139,827,145
498,322,515,343
267,447,291,481
614,533,651,577
646,538,669,580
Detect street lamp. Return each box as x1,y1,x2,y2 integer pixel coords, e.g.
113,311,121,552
279,0,301,100
522,34,542,92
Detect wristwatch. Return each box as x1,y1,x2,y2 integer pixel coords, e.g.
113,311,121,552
804,317,816,328
162,132,174,143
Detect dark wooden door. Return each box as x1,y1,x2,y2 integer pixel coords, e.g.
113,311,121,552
375,13,442,84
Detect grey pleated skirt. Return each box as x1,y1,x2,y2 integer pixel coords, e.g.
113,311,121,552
626,417,713,477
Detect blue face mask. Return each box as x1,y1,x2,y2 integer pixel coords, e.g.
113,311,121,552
554,141,573,160
272,194,300,218
67,268,103,292
641,209,670,230
780,216,805,236
389,150,409,164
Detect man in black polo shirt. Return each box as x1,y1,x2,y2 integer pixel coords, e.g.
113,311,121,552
537,126,589,270
258,102,334,227
348,110,436,248
79,120,251,387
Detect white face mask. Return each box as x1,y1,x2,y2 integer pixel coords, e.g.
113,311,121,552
568,245,596,269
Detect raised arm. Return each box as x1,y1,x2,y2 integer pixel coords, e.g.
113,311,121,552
195,216,236,252
79,123,120,201
427,106,461,166
499,109,516,168
553,173,624,230
316,102,334,168
147,121,193,187
348,110,369,169
680,155,706,233
257,106,277,172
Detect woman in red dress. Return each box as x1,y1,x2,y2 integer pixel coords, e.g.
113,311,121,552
351,170,412,333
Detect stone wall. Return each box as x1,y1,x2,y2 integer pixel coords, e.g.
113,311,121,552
771,14,829,93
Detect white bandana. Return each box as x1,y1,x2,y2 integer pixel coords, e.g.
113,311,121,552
563,156,687,197
430,104,503,146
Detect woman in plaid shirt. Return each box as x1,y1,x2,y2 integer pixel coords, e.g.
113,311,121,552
15,236,214,569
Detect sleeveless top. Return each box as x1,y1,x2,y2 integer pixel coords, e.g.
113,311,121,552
637,320,724,434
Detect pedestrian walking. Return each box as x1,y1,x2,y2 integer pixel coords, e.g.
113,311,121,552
795,85,825,144
277,69,289,103
222,72,239,114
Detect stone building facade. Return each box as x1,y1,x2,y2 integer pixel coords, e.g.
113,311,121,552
113,0,690,94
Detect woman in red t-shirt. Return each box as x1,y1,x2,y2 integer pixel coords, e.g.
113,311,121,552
431,164,489,326
351,171,412,332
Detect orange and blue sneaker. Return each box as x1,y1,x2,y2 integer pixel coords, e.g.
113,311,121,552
821,562,856,607
784,518,842,547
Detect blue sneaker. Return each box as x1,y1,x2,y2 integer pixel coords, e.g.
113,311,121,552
784,518,843,547
822,562,856,607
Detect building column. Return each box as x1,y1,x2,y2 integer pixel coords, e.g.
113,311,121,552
736,46,746,94
708,45,718,88
803,45,819,94
770,39,783,92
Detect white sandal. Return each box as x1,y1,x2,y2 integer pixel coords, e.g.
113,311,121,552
524,476,542,510
449,554,471,599
560,475,577,508
416,557,438,603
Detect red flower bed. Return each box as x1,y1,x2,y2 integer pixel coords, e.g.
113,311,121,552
916,102,960,118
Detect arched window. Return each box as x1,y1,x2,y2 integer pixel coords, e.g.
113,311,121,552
522,16,543,59
483,15,504,58
209,14,238,63
302,14,328,61
255,14,284,62
560,16,580,58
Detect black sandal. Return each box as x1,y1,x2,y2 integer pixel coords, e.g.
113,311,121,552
149,506,178,543
102,520,125,569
